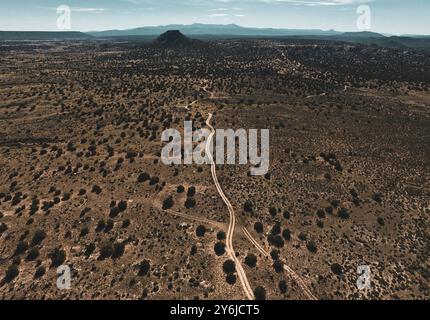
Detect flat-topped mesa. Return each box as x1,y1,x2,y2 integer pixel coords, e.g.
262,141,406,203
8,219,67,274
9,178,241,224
154,30,191,46
153,30,203,48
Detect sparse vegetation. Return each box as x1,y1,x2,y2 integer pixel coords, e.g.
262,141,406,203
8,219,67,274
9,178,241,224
222,260,236,274
254,286,266,300
196,225,206,237
214,242,226,256
244,254,257,268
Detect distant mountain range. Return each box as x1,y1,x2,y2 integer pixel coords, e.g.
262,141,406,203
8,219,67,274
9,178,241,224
0,31,91,40
87,23,342,38
1,24,430,50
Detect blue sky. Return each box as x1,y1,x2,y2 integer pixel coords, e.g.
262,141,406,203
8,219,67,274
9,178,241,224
0,0,429,35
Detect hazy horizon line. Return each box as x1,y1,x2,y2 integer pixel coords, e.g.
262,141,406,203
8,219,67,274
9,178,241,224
1,23,429,36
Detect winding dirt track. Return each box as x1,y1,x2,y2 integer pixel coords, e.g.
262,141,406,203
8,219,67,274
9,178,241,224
175,84,317,300
205,113,255,300
205,111,316,301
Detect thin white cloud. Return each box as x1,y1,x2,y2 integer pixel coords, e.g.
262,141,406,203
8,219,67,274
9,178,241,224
259,0,373,6
208,13,229,17
37,6,107,13
72,7,107,13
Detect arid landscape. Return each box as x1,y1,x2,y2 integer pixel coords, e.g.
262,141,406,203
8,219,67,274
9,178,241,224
0,34,429,300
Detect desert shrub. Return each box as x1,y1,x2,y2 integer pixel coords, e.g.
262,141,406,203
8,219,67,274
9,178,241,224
271,222,281,235
177,185,185,193
316,209,326,219
34,266,45,279
0,223,7,234
184,197,196,209
268,235,284,248
283,211,290,220
96,219,106,232
4,265,19,283
331,263,343,276
244,254,257,268
78,189,86,196
223,260,236,274
138,260,151,277
80,227,89,237
80,207,90,217
26,248,39,261
350,189,358,198
270,249,280,260
372,193,383,203
91,185,102,194
298,232,307,241
214,242,226,256
29,203,39,215
352,198,361,207
331,200,340,208
122,219,131,228
49,248,66,267
105,219,114,232
217,231,226,241
377,217,385,226
149,176,159,186
307,241,318,253
14,241,29,256
137,172,150,183
282,229,291,241
99,242,113,260
269,207,277,217
244,200,253,213
12,256,21,266
84,243,96,257
196,225,206,237
126,151,137,160
31,230,46,246
338,208,350,220
162,196,174,210
254,222,263,234
61,192,71,201
279,280,287,294
110,206,120,218
190,244,197,255
226,273,237,285
117,200,127,212
273,260,283,273
325,206,333,215
254,286,266,300
187,186,196,197
112,242,125,259
11,192,22,206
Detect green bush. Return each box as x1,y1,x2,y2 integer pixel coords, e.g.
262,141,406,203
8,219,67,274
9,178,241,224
31,230,46,246
254,222,263,234
138,260,151,277
49,248,66,267
254,286,266,300
244,254,257,268
196,225,206,237
162,196,174,210
4,265,19,283
222,260,236,274
214,242,226,256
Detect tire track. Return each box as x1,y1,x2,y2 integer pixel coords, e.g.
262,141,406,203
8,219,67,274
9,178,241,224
205,113,255,300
